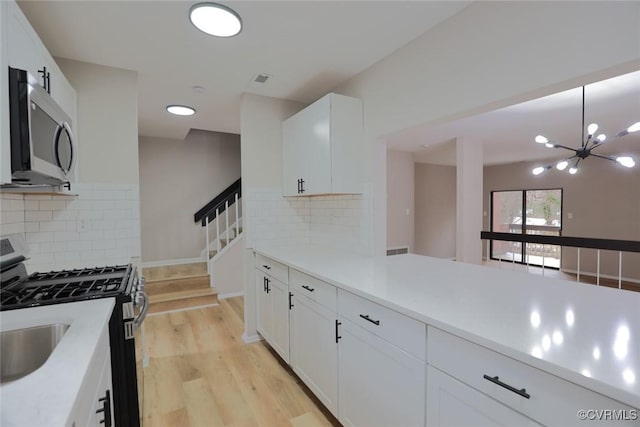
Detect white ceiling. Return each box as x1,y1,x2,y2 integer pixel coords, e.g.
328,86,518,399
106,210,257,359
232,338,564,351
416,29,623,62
18,0,471,140
388,70,640,166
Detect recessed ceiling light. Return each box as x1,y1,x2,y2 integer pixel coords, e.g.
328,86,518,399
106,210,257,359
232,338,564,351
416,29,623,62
190,2,242,37
166,105,196,116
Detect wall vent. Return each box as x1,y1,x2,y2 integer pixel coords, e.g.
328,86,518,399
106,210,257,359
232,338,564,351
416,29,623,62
386,247,409,256
253,73,271,83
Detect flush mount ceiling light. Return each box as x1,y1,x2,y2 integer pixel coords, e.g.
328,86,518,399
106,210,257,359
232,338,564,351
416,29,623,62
532,86,639,176
190,2,242,37
166,105,196,116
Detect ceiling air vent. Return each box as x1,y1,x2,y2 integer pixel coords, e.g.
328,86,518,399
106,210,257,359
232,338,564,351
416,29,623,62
253,73,271,84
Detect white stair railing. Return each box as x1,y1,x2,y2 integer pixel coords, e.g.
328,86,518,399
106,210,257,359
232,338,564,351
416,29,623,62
202,196,243,268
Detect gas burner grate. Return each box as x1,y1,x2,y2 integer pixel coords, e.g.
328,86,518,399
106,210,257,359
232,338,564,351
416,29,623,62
31,265,129,281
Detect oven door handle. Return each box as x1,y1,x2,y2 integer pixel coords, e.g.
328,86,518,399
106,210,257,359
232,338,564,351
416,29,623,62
133,291,149,331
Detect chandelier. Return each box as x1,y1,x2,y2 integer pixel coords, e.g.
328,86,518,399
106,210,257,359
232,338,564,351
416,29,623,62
532,86,639,175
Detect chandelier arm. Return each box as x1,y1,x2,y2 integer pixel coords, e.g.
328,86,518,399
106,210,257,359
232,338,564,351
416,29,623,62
586,133,623,151
551,144,579,153
589,153,618,162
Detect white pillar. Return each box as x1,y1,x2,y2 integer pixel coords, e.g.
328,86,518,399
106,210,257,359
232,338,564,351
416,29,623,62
456,136,483,265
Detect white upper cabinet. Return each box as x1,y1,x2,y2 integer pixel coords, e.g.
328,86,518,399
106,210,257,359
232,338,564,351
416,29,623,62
4,1,76,117
282,93,363,196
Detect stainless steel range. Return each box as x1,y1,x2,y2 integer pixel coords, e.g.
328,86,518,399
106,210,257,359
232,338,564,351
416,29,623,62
0,234,147,427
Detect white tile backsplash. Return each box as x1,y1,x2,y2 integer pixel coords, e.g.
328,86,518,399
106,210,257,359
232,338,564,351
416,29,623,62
0,183,141,272
244,186,372,254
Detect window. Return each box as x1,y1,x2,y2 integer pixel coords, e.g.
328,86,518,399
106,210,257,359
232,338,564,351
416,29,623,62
490,189,562,268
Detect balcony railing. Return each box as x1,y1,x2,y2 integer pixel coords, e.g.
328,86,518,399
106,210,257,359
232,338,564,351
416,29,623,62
481,231,640,290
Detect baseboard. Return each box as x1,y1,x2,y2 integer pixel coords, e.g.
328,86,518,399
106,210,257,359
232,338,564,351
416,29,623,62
218,291,245,300
141,257,205,268
242,332,262,344
561,268,640,284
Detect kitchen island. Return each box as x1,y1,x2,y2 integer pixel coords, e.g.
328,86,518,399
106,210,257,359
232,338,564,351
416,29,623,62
0,298,114,427
253,245,639,426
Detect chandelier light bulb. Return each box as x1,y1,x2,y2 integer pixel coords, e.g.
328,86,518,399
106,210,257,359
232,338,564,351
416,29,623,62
628,122,640,133
616,157,635,168
535,135,548,144
532,166,545,176
569,167,578,175
587,123,598,135
556,161,568,171
545,143,554,148
596,134,606,142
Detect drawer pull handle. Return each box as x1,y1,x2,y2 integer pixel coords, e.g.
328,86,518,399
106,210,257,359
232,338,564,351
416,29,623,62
302,285,315,292
483,375,530,399
262,265,271,270
359,314,380,326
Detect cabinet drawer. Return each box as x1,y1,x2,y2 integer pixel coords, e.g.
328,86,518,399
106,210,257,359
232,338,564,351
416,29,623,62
290,270,336,311
428,327,636,426
256,254,288,284
338,289,426,360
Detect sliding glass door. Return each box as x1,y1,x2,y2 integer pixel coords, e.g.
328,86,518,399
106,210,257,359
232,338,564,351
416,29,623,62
491,189,562,268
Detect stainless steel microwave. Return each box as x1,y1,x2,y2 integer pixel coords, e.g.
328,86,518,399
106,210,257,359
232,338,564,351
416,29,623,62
8,66,75,186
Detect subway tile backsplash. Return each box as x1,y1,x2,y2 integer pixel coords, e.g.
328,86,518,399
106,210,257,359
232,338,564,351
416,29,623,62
244,186,372,254
0,183,141,272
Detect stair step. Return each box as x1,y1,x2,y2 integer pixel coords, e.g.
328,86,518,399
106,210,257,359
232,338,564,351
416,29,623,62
208,250,218,259
142,262,209,296
148,288,218,314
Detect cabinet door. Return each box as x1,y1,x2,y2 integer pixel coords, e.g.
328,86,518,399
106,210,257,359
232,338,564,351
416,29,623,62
282,114,305,197
255,271,271,342
338,317,425,427
290,293,338,416
268,277,290,363
299,95,332,195
87,352,114,427
7,0,44,81
426,366,541,427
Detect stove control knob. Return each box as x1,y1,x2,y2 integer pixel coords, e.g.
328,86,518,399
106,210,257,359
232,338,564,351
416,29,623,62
134,291,144,306
137,276,146,292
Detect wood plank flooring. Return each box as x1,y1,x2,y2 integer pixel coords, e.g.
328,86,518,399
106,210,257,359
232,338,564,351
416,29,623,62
142,297,340,427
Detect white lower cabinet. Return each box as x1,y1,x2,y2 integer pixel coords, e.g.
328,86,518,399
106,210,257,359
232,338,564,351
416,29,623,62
338,316,425,427
255,268,290,363
290,292,339,416
426,365,541,427
68,326,113,427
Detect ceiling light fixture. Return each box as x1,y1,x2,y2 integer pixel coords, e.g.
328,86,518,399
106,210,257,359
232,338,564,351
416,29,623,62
532,86,639,176
166,105,196,116
190,2,242,37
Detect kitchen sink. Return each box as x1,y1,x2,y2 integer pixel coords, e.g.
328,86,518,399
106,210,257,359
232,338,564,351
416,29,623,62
0,323,70,384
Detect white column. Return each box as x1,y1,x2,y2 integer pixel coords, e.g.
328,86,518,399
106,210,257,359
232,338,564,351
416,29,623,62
456,136,483,265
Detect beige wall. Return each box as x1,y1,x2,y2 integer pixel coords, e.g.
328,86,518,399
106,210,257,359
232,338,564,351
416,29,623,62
386,150,414,252
57,59,139,185
139,130,240,263
484,157,640,280
414,163,456,259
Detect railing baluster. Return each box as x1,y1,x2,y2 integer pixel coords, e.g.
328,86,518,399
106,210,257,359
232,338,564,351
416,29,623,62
618,251,622,290
216,208,221,252
541,245,545,276
577,248,581,283
205,216,210,260
596,249,600,286
225,201,229,246
235,193,239,239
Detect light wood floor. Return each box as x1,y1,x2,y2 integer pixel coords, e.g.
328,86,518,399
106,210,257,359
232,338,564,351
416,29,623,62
143,262,208,282
142,297,340,427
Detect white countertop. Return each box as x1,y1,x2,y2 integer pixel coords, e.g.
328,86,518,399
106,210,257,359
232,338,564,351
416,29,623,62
0,298,114,427
255,245,640,409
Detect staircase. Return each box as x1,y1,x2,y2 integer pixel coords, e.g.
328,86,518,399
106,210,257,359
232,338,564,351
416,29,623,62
143,262,219,314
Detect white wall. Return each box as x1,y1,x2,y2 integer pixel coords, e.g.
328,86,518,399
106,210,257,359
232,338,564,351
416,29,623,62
56,59,139,185
386,150,414,252
414,163,456,259
138,130,240,263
